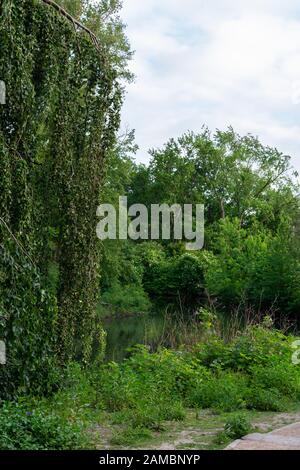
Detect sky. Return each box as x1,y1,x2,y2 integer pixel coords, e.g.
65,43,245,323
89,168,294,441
121,0,300,170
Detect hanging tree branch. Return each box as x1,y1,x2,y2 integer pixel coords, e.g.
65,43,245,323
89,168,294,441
0,217,36,267
41,0,101,50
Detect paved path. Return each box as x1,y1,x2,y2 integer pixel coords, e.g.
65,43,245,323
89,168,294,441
226,422,300,450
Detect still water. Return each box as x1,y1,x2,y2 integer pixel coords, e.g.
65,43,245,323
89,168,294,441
103,313,166,362
103,311,297,362
103,312,189,362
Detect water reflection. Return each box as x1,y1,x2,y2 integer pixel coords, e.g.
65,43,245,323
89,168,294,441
103,313,167,362
103,311,203,362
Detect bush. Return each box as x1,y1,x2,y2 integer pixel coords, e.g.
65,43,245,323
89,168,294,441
95,347,205,429
43,363,101,424
245,387,288,412
187,372,248,411
112,399,185,430
103,346,208,401
193,336,230,369
2,325,296,450
0,402,88,450
143,252,210,310
224,414,252,439
194,325,295,372
100,283,151,316
229,326,294,371
249,363,300,400
96,328,300,422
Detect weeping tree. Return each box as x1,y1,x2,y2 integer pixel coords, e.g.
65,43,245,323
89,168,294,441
0,0,128,397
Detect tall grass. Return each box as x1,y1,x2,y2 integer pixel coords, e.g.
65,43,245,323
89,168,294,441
142,304,296,352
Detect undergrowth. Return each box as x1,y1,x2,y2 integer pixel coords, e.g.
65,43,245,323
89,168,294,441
1,323,299,449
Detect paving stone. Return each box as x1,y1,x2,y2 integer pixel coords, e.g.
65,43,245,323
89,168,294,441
226,422,300,450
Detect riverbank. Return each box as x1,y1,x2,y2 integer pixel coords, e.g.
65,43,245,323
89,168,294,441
102,309,213,362
1,321,300,450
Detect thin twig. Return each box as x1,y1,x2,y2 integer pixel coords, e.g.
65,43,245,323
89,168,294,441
41,0,101,51
0,217,35,267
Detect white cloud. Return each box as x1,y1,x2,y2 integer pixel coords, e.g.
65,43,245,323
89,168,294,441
121,0,300,170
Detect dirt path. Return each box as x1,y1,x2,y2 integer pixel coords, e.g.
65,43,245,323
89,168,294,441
90,408,300,450
145,410,300,451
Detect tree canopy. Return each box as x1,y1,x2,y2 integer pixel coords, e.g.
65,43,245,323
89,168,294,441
0,0,128,397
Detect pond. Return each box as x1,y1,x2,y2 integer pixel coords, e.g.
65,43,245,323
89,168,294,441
102,310,299,362
103,311,202,362
103,313,165,362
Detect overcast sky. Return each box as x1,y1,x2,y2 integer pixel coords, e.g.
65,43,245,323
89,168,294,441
121,0,300,170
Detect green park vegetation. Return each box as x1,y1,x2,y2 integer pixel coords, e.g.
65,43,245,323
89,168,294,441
1,0,300,450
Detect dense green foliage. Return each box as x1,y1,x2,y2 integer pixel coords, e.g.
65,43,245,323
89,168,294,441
1,0,300,453
100,127,300,318
216,414,252,444
0,401,87,450
98,325,299,417
94,324,300,444
1,324,298,449
0,0,125,397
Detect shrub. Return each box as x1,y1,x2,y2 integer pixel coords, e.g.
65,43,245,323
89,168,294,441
193,336,230,369
95,347,202,429
187,372,248,411
228,326,294,371
96,328,300,422
96,362,136,412
245,387,288,412
143,252,209,310
115,346,208,400
112,399,185,430
224,414,252,439
43,363,101,424
249,363,300,400
0,402,88,450
194,325,295,372
100,283,151,316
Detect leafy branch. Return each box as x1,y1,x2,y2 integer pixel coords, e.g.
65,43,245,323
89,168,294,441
41,0,101,50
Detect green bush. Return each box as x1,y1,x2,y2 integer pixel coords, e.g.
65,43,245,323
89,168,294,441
194,325,295,372
111,346,207,399
2,325,296,450
229,326,294,371
143,252,210,311
95,327,300,421
42,363,101,424
224,414,252,439
187,372,248,411
100,283,151,316
193,336,230,369
249,363,300,400
95,347,203,429
245,387,288,412
0,402,88,450
112,399,185,430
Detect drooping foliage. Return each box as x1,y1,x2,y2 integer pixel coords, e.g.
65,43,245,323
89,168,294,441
0,0,123,397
